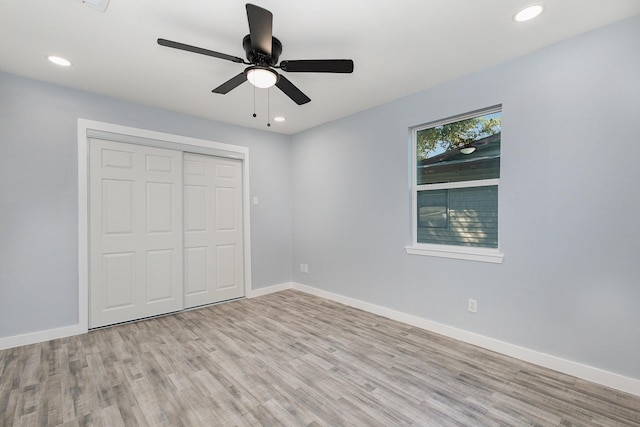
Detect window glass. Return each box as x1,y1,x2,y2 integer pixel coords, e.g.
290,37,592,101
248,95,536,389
413,109,501,249
417,186,498,248
416,112,501,185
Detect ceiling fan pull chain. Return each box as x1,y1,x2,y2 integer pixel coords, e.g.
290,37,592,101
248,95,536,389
252,83,257,118
267,88,271,127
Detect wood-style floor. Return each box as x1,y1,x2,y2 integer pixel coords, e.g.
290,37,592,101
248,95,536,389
1,290,639,426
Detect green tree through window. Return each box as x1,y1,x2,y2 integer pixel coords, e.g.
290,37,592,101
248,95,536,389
417,114,501,160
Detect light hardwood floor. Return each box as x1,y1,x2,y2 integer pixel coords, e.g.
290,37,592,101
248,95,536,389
1,290,639,426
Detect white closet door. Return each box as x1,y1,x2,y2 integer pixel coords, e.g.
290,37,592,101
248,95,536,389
183,153,244,308
89,139,183,328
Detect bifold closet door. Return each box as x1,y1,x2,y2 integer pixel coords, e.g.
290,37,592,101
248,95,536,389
183,153,244,308
89,139,183,328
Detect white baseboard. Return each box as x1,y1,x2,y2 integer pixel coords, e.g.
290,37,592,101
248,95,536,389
0,283,293,350
0,324,87,350
247,282,293,298
3,282,638,397
291,282,640,397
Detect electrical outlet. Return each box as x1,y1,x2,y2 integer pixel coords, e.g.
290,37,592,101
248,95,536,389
468,298,478,313
303,264,309,274
300,264,305,272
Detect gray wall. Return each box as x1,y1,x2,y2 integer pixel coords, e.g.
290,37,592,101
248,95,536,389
291,15,640,379
0,72,293,338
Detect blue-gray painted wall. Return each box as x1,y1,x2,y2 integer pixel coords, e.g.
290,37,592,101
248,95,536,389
0,74,293,337
291,15,640,379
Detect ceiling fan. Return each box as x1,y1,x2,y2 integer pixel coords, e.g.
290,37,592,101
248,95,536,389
158,3,354,105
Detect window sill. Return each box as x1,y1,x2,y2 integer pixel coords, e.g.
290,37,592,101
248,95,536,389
405,244,504,263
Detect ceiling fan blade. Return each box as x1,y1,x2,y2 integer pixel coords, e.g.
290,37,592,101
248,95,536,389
275,74,311,105
246,4,272,55
212,73,248,94
280,59,354,73
158,38,245,64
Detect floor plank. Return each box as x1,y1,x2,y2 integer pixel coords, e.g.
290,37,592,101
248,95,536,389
1,290,639,426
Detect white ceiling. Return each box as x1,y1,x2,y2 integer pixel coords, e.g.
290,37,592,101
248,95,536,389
1,1,639,134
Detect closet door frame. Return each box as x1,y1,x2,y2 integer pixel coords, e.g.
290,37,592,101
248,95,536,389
77,118,252,331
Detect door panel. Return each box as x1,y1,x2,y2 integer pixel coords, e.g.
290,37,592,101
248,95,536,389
90,139,183,328
102,252,135,309
146,249,175,302
146,182,174,233
146,153,173,173
183,153,244,308
185,246,208,295
102,179,134,234
216,244,237,289
90,141,244,327
184,185,207,232
101,148,134,168
215,187,237,230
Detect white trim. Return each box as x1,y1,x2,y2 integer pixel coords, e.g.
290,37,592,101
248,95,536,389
79,119,249,154
0,324,86,350
3,279,639,396
247,282,293,298
410,107,503,261
77,124,89,330
417,178,499,192
291,282,640,397
77,118,252,331
0,282,292,350
405,243,505,263
413,105,503,133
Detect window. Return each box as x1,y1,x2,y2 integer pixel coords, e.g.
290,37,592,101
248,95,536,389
406,107,504,263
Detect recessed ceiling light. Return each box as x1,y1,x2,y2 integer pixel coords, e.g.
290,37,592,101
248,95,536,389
514,4,544,22
47,55,72,67
274,116,285,122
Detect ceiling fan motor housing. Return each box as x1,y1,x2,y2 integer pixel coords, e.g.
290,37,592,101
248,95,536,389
242,34,282,66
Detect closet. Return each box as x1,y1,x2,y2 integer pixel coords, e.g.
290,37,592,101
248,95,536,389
88,139,244,328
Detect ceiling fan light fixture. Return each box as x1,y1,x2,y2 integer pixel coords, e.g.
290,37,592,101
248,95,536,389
246,67,278,89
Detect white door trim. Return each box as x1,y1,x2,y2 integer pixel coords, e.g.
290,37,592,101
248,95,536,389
77,118,252,332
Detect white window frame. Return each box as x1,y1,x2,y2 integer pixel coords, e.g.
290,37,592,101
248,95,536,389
405,107,504,263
